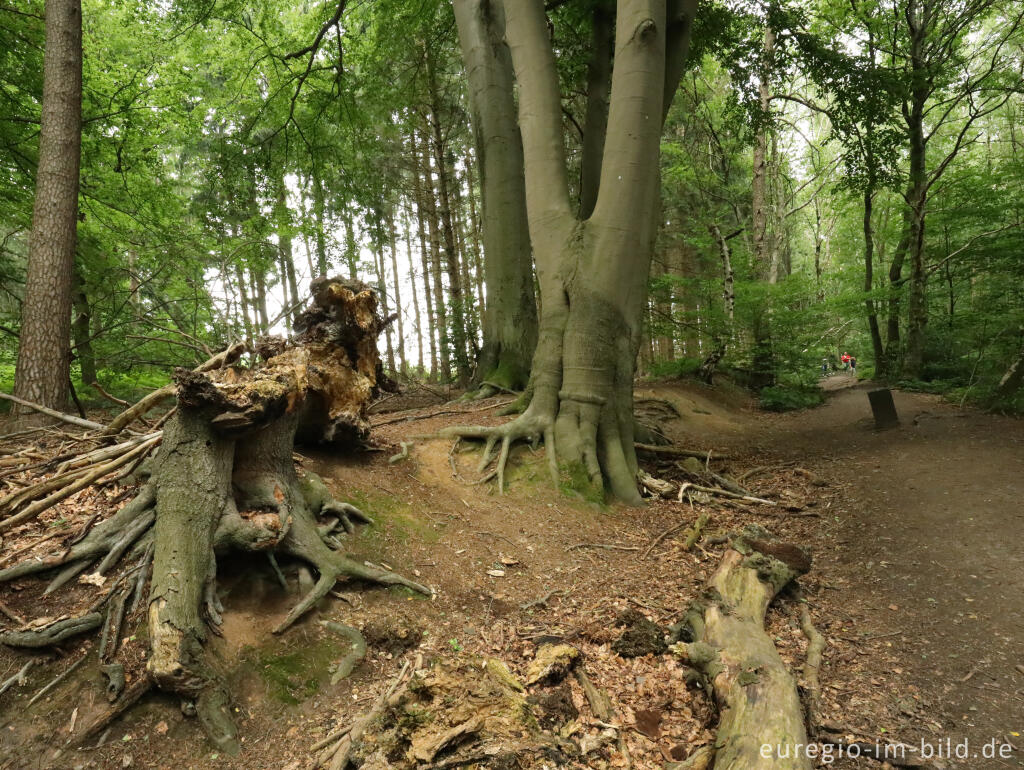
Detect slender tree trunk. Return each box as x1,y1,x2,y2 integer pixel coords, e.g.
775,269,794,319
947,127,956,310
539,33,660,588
373,227,396,375
252,267,270,335
451,166,478,359
71,270,95,385
863,182,886,374
12,0,83,422
403,196,425,374
233,262,254,342
749,24,776,387
276,184,301,331
312,170,329,277
411,130,438,379
454,0,539,391
343,215,358,280
464,148,487,319
387,203,407,376
420,119,451,382
426,47,472,386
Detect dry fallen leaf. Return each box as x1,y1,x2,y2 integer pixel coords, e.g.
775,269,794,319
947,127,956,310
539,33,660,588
486,569,505,577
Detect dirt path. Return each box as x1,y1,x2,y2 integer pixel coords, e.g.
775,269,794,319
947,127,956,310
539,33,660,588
735,377,1024,767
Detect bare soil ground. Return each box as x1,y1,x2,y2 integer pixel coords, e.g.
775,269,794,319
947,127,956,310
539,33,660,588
0,376,1021,769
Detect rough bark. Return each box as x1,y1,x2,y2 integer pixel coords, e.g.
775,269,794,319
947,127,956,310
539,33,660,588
454,0,539,393
426,48,472,385
443,0,697,504
672,528,812,769
12,0,83,424
411,128,439,379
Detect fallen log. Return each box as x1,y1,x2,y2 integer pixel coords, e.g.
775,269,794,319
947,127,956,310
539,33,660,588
671,526,812,769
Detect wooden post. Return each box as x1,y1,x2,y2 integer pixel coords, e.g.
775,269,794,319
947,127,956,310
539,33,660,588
868,388,899,429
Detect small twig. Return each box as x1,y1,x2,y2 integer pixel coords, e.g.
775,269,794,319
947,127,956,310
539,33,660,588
677,482,775,506
0,599,26,625
520,588,569,610
642,520,690,560
28,654,87,706
0,659,36,695
635,443,729,460
565,543,640,552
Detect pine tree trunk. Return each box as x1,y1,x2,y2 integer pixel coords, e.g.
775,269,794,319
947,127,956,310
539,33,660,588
233,262,254,341
387,203,407,376
252,267,270,335
411,130,437,379
420,118,450,382
276,184,301,331
426,48,472,386
373,230,396,375
403,196,425,374
12,0,83,423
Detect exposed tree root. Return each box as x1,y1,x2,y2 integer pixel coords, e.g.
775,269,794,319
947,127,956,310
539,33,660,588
671,526,813,769
0,278,431,754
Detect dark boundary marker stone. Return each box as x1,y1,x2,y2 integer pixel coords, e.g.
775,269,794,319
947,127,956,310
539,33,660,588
868,388,899,429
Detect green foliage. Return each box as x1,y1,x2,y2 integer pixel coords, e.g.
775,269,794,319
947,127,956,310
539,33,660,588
759,384,824,412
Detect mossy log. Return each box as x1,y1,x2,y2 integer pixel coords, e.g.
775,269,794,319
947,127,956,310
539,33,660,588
672,527,812,770
0,277,429,754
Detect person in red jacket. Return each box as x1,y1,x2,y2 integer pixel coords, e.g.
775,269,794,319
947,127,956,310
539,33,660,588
840,352,850,370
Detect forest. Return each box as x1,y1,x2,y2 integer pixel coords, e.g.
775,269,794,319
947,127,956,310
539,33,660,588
0,0,1022,769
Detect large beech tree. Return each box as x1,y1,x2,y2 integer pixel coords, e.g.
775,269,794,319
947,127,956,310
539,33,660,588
445,0,697,503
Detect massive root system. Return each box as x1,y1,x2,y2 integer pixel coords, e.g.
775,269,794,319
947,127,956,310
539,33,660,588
0,278,429,753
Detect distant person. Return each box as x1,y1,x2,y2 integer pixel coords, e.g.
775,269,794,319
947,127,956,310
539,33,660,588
841,352,850,370
821,357,830,376
849,355,857,376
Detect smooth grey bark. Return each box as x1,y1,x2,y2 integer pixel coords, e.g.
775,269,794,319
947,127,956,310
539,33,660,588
420,117,451,381
454,0,538,391
12,0,83,422
444,0,697,503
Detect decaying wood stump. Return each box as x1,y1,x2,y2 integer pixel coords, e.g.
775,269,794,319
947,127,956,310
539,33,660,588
672,526,812,770
0,277,429,753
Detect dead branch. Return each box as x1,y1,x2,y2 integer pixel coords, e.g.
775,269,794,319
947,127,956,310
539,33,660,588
28,653,87,706
635,443,728,460
0,392,105,431
677,482,775,506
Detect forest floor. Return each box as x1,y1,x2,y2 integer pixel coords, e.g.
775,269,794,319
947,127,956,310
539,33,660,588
0,375,1021,769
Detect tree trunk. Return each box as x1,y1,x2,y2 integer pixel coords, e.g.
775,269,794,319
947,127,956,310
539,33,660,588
410,130,436,378
403,196,425,374
312,170,329,277
464,148,487,322
749,24,776,387
863,183,886,375
71,269,96,386
454,0,539,393
700,224,733,383
673,529,812,769
425,48,472,386
276,183,301,331
233,262,254,341
252,266,270,335
420,120,450,382
12,0,83,424
387,202,407,376
444,0,697,504
373,229,396,375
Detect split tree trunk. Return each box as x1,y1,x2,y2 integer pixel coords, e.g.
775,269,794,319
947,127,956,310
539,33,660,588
444,0,697,504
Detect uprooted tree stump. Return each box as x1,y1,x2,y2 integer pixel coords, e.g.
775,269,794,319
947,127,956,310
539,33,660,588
671,526,813,770
0,277,429,753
